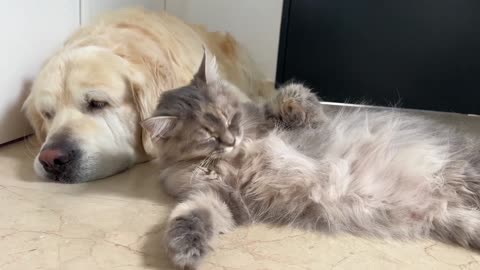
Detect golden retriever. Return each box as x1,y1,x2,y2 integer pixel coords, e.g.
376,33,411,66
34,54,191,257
23,8,274,183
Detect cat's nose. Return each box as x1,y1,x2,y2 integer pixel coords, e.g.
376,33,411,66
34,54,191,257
227,138,236,147
221,133,236,147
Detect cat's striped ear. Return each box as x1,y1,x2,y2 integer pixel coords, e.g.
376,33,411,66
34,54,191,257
141,116,177,141
194,47,219,84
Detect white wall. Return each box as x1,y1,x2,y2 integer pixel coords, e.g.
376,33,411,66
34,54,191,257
166,0,283,81
81,0,165,23
0,0,165,144
0,1,80,144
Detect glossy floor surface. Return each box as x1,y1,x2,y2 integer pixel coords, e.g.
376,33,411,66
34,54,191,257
1,108,480,270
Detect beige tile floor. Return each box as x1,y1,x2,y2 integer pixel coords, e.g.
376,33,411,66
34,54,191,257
1,108,480,270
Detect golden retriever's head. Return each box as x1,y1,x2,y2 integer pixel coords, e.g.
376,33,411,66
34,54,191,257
23,46,158,183
22,9,273,183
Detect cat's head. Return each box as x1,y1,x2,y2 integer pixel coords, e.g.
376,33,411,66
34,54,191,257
141,50,244,162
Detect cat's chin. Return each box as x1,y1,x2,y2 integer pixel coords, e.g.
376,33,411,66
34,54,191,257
215,146,241,159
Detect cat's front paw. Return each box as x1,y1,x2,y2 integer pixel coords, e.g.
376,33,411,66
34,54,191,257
267,83,325,129
166,210,213,270
195,167,218,181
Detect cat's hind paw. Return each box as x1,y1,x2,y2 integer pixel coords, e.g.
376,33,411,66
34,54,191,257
267,83,325,129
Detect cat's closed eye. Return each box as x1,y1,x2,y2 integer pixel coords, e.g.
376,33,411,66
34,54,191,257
205,136,217,143
198,129,218,143
230,112,241,125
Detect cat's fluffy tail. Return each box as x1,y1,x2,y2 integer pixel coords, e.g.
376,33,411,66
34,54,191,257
431,207,480,249
432,148,480,249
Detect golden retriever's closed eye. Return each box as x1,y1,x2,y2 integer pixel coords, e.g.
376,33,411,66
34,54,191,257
23,8,274,183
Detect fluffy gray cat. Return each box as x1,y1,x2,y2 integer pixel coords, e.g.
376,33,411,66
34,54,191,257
142,51,480,270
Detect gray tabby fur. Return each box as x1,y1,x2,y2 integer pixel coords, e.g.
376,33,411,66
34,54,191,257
142,51,480,270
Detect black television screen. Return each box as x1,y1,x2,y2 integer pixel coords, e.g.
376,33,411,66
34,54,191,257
276,0,480,114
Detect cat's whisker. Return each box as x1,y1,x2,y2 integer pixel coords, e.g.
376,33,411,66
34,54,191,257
191,160,206,183
190,154,216,184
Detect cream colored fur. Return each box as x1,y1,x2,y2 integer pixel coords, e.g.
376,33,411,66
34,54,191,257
23,8,274,182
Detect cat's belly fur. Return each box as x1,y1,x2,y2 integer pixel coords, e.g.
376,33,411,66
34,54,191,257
238,110,461,236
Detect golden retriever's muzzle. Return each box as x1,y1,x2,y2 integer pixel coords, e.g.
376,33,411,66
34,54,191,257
37,134,83,183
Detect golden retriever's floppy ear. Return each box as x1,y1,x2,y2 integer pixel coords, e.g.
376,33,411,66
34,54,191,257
22,95,46,143
129,78,161,158
123,49,201,158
